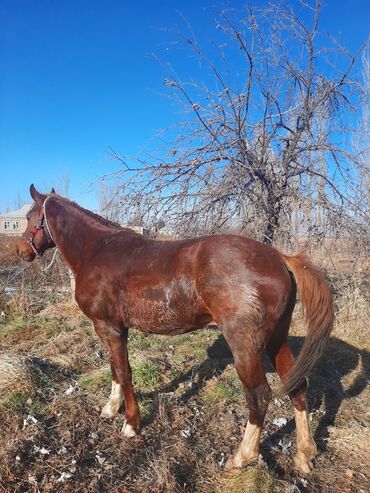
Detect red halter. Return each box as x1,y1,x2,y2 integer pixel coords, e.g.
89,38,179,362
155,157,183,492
27,204,55,257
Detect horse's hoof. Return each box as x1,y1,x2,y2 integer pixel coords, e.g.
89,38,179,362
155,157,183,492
121,420,137,437
224,452,258,470
224,456,238,470
293,451,314,474
100,402,119,419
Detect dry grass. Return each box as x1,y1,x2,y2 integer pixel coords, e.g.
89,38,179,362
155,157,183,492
0,352,34,400
0,234,19,266
0,264,368,492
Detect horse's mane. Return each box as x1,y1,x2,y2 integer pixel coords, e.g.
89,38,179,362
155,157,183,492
53,194,123,230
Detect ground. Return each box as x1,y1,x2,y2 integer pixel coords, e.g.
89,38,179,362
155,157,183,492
0,275,369,493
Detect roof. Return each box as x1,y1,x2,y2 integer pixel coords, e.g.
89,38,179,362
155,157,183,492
0,203,32,218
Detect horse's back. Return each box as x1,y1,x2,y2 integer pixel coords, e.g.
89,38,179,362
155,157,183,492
75,232,293,335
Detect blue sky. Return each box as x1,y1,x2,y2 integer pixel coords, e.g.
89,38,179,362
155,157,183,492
0,0,368,212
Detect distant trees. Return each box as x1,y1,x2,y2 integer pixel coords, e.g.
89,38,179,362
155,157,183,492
55,173,70,198
98,180,121,223
107,1,369,246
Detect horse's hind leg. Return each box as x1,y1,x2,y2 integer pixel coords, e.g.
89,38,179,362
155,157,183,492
266,318,317,474
222,324,272,469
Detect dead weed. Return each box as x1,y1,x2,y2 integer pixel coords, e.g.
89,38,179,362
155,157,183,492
0,283,368,492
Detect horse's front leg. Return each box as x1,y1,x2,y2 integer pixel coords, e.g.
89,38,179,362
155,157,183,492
94,321,140,437
100,357,124,418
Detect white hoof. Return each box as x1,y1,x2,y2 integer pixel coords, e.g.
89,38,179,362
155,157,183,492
293,451,314,474
100,402,119,419
225,450,258,470
121,420,137,437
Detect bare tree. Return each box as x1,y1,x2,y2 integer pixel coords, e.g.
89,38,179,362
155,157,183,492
98,180,121,222
107,1,369,244
56,173,70,197
13,192,24,210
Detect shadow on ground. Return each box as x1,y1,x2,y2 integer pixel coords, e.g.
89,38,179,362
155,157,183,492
1,329,368,492
262,335,370,475
136,332,234,425
139,331,370,465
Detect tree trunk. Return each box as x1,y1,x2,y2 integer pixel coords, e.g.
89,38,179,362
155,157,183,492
263,193,282,245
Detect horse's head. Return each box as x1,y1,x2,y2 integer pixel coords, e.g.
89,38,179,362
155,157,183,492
16,184,56,261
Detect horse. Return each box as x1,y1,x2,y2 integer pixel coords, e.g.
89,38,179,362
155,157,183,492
16,184,334,475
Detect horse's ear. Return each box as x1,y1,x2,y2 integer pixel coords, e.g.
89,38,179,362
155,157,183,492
30,184,46,206
50,187,56,194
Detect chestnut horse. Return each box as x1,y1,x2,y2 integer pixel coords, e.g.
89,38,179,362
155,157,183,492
17,185,334,474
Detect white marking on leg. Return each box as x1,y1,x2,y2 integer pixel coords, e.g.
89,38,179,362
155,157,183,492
293,408,317,474
225,421,261,469
121,419,137,437
295,408,317,455
100,380,123,418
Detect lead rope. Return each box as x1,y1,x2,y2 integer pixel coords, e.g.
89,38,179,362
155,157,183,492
0,198,59,298
42,196,55,244
0,248,58,296
41,196,58,273
42,248,59,273
0,241,58,298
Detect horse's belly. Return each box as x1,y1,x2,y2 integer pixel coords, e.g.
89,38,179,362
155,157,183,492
121,277,212,334
123,297,213,334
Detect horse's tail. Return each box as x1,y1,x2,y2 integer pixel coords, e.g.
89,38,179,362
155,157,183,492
281,252,334,395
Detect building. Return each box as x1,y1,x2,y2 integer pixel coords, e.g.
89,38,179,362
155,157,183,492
0,204,32,236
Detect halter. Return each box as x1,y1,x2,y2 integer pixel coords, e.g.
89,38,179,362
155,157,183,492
27,196,55,257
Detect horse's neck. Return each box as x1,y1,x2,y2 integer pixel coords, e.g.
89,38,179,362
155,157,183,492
46,198,112,274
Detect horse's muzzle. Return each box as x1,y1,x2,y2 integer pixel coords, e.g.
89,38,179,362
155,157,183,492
16,239,36,262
